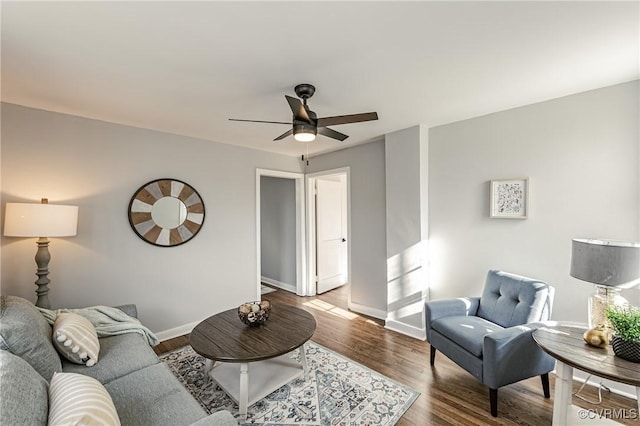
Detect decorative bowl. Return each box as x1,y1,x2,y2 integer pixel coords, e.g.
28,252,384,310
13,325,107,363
238,300,271,327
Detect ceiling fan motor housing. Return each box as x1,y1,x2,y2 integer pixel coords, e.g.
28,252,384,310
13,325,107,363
293,122,317,139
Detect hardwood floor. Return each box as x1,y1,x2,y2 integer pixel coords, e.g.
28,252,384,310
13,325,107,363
155,285,638,425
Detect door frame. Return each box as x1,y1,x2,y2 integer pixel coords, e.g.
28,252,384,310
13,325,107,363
305,167,351,300
256,169,306,298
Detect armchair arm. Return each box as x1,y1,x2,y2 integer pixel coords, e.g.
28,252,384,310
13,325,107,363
483,321,556,389
114,304,137,319
425,297,480,335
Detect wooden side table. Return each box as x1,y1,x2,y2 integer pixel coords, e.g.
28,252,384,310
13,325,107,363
190,304,316,419
533,323,640,425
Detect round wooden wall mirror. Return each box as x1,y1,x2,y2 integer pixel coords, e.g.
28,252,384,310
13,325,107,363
128,178,205,247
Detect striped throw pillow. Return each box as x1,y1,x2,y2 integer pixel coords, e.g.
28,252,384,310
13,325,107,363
48,372,120,426
53,313,100,366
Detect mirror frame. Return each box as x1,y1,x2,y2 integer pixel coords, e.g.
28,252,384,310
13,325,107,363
128,178,205,247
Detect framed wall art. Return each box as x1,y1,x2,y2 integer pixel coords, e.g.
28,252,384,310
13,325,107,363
490,178,529,219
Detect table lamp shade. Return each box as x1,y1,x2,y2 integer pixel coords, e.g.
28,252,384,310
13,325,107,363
4,203,78,238
570,239,640,288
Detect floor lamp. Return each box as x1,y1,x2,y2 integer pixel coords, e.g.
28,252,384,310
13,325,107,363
4,198,78,309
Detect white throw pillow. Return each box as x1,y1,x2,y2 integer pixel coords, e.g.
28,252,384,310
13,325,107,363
53,313,100,366
48,372,121,426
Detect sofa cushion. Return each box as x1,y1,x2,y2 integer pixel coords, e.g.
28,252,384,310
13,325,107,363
53,312,100,366
105,363,208,426
0,349,48,426
0,295,62,380
62,332,159,384
49,372,121,426
431,315,504,357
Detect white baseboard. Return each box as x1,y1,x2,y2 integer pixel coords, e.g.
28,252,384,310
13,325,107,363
261,277,296,293
385,319,427,340
348,301,387,320
155,320,199,342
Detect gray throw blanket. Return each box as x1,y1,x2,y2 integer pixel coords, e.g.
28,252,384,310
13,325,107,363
38,305,159,347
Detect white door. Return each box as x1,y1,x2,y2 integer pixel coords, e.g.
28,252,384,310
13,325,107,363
316,176,347,293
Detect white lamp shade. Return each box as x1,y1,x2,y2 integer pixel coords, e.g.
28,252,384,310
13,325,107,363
4,203,78,237
570,238,640,288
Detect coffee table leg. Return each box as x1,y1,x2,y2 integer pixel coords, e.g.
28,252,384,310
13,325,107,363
238,363,249,419
300,343,309,380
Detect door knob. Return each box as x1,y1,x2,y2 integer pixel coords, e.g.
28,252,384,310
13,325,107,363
341,238,346,242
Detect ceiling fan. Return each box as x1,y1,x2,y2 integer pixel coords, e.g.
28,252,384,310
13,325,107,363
229,84,378,142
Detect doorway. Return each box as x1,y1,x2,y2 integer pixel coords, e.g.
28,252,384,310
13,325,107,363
255,169,306,299
305,168,350,298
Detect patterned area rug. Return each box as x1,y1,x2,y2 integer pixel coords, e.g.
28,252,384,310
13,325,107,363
159,341,419,425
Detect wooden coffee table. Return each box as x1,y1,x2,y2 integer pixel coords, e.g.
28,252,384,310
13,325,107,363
189,304,316,418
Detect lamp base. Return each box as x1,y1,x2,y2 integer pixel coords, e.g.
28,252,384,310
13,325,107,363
588,285,628,340
34,237,51,309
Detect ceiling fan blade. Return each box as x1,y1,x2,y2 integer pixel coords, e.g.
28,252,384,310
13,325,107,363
274,129,293,141
285,95,312,123
229,118,291,125
316,112,378,128
318,127,348,142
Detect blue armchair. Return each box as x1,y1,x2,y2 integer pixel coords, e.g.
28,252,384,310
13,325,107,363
425,270,556,417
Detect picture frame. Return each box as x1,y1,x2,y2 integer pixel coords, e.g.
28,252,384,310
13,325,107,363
490,178,529,219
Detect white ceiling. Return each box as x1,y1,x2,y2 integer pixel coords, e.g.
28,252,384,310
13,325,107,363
2,1,638,157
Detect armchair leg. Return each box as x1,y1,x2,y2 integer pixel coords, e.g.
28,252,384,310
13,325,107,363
489,388,498,417
430,346,436,365
541,373,550,398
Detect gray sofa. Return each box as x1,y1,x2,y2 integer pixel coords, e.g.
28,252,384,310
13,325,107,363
0,295,237,426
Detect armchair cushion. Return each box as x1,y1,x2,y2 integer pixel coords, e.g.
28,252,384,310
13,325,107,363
432,316,504,357
477,270,553,327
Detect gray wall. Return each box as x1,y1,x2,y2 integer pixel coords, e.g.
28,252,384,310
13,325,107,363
306,141,387,314
385,126,428,338
260,176,296,288
428,81,640,321
1,103,302,334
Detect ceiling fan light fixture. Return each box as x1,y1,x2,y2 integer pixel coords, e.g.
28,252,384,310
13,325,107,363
293,123,317,142
229,83,378,143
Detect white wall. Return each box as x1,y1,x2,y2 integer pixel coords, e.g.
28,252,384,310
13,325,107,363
1,103,303,335
260,176,296,289
306,141,387,315
429,81,640,322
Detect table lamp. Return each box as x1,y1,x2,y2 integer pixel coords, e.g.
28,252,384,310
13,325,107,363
570,238,640,335
4,198,78,309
